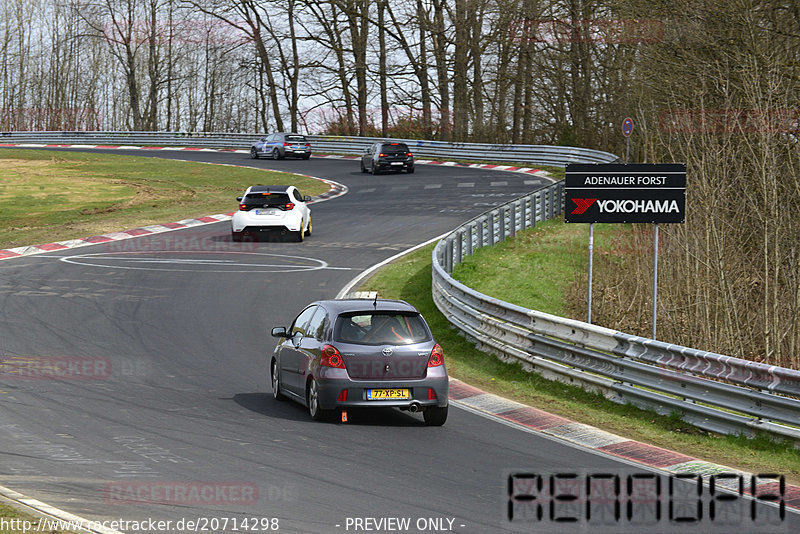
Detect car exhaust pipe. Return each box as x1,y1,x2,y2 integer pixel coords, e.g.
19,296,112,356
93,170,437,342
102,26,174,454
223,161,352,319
409,402,421,413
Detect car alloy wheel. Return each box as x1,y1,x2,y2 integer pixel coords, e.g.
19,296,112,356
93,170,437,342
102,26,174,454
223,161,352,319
308,379,328,421
250,147,259,159
271,360,284,401
272,148,280,160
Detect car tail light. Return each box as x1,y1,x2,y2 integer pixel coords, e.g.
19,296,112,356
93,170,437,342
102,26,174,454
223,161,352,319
428,344,444,367
283,203,294,210
406,152,413,157
428,388,437,400
321,345,345,368
283,142,292,146
378,153,387,157
239,203,248,211
338,390,348,402
305,143,310,147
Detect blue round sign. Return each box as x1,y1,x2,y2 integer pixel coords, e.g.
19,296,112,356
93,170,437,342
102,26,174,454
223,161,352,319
622,117,634,137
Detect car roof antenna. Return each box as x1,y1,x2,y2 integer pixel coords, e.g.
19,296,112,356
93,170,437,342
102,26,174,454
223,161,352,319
373,294,378,308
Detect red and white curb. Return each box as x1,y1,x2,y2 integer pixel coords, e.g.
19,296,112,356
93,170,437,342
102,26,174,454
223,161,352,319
0,143,554,179
310,153,554,179
449,378,800,510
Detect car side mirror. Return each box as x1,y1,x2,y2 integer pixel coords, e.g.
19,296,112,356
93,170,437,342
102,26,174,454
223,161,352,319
271,327,287,338
303,196,311,202
236,196,243,202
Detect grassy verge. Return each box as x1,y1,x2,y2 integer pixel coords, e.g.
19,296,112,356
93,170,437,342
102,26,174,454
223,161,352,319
0,501,77,533
358,231,800,484
0,149,329,249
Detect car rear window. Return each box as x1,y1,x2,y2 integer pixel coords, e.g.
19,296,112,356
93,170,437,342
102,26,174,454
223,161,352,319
243,192,292,206
380,143,409,154
334,312,430,345
286,135,307,142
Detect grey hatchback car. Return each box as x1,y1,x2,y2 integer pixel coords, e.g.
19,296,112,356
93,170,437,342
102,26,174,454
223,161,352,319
270,299,448,425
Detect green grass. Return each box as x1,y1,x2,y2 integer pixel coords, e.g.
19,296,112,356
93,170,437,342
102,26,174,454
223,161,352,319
0,502,77,533
0,149,330,249
451,219,619,316
359,234,800,484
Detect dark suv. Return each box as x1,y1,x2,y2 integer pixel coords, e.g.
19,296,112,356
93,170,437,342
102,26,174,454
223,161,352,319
360,142,415,174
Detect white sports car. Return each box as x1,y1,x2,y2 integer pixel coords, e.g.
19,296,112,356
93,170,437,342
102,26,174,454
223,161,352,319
231,185,312,242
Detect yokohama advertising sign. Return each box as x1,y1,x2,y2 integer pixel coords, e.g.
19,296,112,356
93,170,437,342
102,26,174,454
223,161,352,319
565,163,686,224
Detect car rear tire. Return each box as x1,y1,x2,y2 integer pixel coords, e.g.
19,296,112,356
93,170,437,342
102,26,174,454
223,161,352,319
423,405,448,426
250,147,259,159
304,219,312,237
307,379,329,421
272,148,282,160
360,161,367,173
371,163,380,175
294,221,305,242
271,360,285,401
407,165,415,174
231,231,242,242
302,154,311,160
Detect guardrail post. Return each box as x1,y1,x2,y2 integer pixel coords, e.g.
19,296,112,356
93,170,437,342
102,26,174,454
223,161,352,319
445,238,453,273
540,192,546,223
510,203,517,238
466,224,474,256
488,213,495,246
499,208,506,242
477,218,485,249
556,182,564,214
520,198,527,230
455,230,463,264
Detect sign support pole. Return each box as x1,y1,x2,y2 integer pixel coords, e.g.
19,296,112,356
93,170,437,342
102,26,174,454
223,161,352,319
652,223,659,340
625,137,630,163
587,223,594,324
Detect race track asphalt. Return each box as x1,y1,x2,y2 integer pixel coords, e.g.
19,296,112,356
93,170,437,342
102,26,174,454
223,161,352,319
0,148,793,533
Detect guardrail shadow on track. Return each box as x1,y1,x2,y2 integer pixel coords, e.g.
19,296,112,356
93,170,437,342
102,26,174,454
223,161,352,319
431,181,800,446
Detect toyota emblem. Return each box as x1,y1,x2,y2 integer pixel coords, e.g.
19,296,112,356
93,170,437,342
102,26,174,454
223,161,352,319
382,347,393,356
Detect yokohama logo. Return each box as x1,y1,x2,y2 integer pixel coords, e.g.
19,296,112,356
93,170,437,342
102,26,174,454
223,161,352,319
571,198,597,214
598,199,679,213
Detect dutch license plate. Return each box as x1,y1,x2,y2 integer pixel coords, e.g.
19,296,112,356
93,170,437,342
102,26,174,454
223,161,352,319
390,162,403,165
255,209,277,215
367,388,410,400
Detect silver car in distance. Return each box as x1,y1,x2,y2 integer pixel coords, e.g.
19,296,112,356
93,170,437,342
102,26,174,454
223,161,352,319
270,299,449,425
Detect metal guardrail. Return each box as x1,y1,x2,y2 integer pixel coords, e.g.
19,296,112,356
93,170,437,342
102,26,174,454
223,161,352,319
432,181,800,444
0,131,620,166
